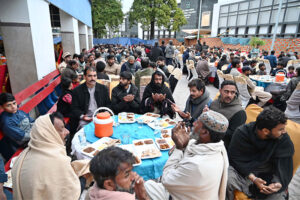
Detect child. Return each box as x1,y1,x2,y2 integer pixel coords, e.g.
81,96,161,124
287,66,296,78
257,63,267,75
271,62,286,76
57,77,73,118
0,93,34,161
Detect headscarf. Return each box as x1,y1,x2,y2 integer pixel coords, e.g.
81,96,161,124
12,114,89,200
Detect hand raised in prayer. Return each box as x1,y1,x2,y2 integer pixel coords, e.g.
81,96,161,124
253,177,267,193
261,182,282,195
123,95,134,102
133,172,150,200
158,94,166,102
172,122,190,150
152,93,160,102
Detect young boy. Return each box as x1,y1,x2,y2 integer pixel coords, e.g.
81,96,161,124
287,66,296,78
257,63,267,75
0,93,34,161
271,62,286,76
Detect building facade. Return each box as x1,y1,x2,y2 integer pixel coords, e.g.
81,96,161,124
211,0,300,38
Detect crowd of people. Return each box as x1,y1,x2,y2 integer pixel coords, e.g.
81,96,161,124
0,40,299,200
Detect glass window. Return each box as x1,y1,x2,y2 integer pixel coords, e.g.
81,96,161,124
219,17,227,27
261,0,272,7
259,11,271,24
259,26,268,34
248,27,256,34
220,6,229,13
271,25,282,34
249,0,260,9
285,24,297,33
228,15,237,26
274,0,287,4
186,1,191,9
237,14,247,26
239,2,249,10
229,28,235,35
230,4,238,12
270,9,285,23
285,7,300,22
247,13,258,25
238,27,245,34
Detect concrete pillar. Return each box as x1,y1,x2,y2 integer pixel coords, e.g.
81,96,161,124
60,10,80,55
88,27,93,50
0,0,56,94
79,22,89,52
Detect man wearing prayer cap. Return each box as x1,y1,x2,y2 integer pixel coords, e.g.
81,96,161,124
145,110,229,200
58,52,72,73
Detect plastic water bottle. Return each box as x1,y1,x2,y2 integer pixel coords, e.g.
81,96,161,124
79,132,87,147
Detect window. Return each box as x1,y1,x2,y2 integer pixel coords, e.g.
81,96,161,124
285,7,300,22
261,0,272,7
285,24,297,34
220,6,229,14
219,17,228,27
270,9,285,23
186,1,191,9
239,2,249,10
259,11,271,24
259,26,268,34
237,14,247,26
249,0,260,9
247,13,258,25
238,27,245,34
229,4,238,12
228,15,237,26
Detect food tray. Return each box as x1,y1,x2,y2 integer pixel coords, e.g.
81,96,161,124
155,138,172,150
133,139,162,159
160,129,175,148
139,113,160,123
147,118,176,130
118,112,136,123
81,137,121,158
119,144,142,166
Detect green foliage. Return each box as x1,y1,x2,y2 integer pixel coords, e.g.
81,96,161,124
128,0,187,39
249,37,266,48
92,0,124,38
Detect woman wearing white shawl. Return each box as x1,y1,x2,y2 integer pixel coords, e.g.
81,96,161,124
12,113,90,200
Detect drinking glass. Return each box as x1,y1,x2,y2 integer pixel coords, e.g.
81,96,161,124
137,118,143,128
122,133,130,144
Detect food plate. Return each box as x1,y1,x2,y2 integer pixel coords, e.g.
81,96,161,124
82,137,121,158
160,129,175,148
139,113,160,123
147,118,176,130
118,112,136,123
119,144,142,166
133,139,162,159
155,138,172,150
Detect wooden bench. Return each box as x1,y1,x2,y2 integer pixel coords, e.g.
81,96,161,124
1,69,62,166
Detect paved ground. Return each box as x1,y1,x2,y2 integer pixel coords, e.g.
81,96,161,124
173,75,300,199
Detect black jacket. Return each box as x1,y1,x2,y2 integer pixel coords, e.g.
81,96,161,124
150,46,164,62
70,83,111,135
111,83,140,114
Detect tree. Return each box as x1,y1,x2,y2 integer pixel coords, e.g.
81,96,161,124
128,0,187,39
92,0,124,38
249,37,266,48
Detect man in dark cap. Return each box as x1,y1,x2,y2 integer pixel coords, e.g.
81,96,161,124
111,71,140,114
226,106,294,200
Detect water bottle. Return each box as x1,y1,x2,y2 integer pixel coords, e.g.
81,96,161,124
79,132,87,147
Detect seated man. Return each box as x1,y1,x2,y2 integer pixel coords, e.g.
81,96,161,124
121,56,141,75
209,80,246,148
226,107,294,200
281,67,300,102
12,112,90,200
156,56,170,77
70,67,111,137
241,66,272,107
172,79,211,126
111,71,140,114
145,110,229,200
104,55,120,75
141,71,175,118
134,57,154,90
96,61,109,80
0,93,34,161
88,146,149,200
257,63,267,75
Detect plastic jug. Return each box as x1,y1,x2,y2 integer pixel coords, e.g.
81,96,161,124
93,107,114,138
275,71,285,82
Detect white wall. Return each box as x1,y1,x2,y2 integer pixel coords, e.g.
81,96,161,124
72,18,80,53
27,0,56,80
0,0,30,23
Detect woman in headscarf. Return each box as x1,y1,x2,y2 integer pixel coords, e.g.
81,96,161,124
12,112,90,200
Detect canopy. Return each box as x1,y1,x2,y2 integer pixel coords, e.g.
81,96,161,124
93,37,157,46
182,29,211,35
221,37,250,46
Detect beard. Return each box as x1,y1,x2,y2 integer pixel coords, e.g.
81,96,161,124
115,180,135,194
153,83,162,90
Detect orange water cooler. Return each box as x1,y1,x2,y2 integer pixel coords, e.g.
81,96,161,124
93,107,114,138
275,71,285,82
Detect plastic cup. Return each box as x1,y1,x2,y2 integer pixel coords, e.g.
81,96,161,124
122,133,130,144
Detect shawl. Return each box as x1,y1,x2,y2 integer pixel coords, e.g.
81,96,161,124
12,114,90,200
196,60,210,79
229,122,294,192
209,96,243,121
87,184,135,200
184,90,211,121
